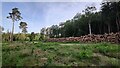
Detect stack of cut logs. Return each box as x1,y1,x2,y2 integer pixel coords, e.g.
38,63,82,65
47,32,120,44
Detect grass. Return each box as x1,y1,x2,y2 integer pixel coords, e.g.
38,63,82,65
2,41,120,66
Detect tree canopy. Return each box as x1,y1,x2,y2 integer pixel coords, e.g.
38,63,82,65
41,1,120,38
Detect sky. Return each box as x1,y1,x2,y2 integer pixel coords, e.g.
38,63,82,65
2,2,102,33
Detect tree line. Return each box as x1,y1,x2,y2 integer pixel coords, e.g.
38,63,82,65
40,1,120,38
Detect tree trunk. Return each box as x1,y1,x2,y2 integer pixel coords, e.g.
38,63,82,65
88,22,92,35
116,3,120,32
108,23,111,33
103,25,106,34
99,26,101,34
116,16,119,32
118,19,120,32
10,19,14,42
117,15,120,31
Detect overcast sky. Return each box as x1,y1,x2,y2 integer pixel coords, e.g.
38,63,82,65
2,2,102,33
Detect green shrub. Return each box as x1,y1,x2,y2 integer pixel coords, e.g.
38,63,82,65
95,43,119,53
73,50,93,60
2,52,21,66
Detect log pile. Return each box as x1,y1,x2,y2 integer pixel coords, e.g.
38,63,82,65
47,32,120,44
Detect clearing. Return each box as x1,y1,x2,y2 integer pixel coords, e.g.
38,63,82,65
2,42,120,66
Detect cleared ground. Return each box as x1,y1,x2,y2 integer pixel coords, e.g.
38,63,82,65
2,42,120,66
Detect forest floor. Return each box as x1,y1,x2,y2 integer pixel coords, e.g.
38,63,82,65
2,41,120,66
